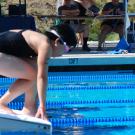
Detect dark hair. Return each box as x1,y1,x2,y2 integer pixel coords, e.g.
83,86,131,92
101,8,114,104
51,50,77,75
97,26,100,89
44,31,65,45
44,31,58,41
50,24,77,47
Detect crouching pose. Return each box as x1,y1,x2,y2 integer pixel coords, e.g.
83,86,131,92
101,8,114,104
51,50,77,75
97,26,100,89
0,24,77,120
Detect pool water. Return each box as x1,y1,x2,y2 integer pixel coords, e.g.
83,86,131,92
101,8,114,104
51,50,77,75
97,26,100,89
1,70,135,135
52,126,135,135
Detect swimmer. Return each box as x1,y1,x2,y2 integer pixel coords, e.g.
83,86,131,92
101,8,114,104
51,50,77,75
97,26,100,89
0,24,77,120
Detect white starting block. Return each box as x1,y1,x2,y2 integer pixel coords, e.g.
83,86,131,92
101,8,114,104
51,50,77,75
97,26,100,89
0,110,52,134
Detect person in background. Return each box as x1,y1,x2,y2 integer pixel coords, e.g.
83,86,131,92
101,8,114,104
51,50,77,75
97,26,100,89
97,0,125,51
58,0,99,51
72,0,100,51
0,24,77,120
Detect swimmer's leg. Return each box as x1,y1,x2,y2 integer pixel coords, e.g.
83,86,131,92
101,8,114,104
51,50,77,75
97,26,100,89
0,53,37,115
0,79,36,115
21,82,38,116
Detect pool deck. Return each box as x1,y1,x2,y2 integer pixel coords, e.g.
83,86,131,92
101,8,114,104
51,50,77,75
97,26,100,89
49,41,135,67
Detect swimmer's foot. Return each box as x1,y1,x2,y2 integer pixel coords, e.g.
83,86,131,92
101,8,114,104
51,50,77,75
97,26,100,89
0,104,16,114
21,107,36,116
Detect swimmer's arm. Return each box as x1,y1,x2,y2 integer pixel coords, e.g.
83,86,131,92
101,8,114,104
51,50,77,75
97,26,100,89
37,44,50,110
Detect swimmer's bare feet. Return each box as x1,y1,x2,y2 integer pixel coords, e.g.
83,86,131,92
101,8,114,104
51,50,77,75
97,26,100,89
21,107,36,116
0,104,16,114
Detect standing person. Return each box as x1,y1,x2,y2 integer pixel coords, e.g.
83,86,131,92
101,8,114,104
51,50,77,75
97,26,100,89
58,0,99,51
0,23,77,120
97,0,125,51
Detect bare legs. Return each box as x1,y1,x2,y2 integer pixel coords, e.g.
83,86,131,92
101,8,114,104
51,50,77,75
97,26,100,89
0,53,37,116
22,81,37,116
97,24,124,51
97,24,112,50
0,79,37,115
77,32,83,45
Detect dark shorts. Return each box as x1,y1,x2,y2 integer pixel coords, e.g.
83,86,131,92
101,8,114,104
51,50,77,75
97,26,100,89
101,20,124,29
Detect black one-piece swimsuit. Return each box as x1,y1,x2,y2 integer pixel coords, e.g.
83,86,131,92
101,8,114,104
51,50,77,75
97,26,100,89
0,30,37,58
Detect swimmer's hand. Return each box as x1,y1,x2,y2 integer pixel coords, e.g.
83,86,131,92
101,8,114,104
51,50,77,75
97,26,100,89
35,106,48,121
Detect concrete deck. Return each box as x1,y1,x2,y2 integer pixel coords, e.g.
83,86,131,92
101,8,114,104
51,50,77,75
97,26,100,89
49,41,135,67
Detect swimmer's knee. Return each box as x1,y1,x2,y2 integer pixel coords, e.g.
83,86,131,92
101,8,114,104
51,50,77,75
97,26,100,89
0,100,7,106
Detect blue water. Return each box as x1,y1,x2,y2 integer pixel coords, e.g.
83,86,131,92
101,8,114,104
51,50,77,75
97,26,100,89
1,70,135,135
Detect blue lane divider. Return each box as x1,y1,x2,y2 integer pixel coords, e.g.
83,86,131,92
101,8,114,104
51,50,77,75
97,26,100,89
48,70,135,76
48,85,135,91
1,131,45,135
1,83,135,92
50,116,135,127
46,99,135,108
48,74,135,83
5,99,135,109
0,78,16,83
8,102,24,110
0,72,135,83
1,84,135,95
0,88,8,96
0,75,133,84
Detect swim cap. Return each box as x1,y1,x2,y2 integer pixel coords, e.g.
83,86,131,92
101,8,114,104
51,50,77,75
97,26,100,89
50,24,77,48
